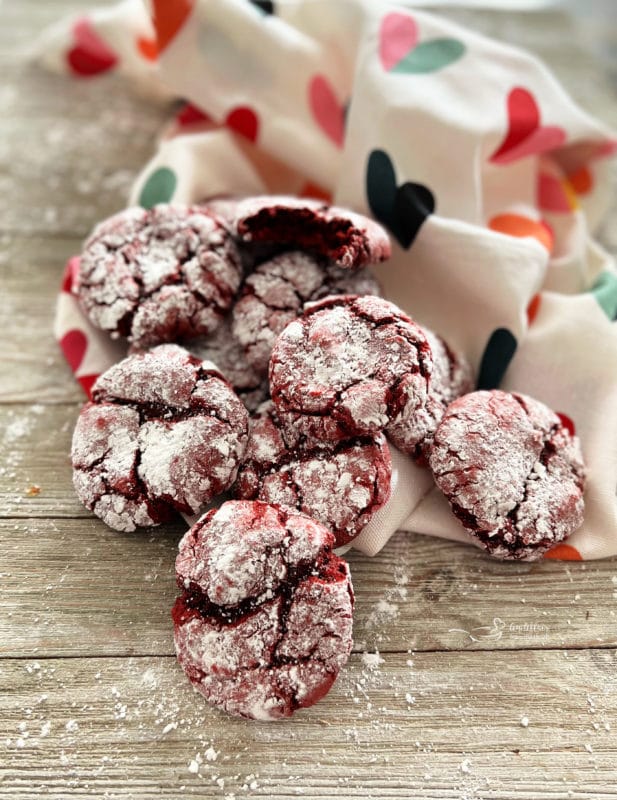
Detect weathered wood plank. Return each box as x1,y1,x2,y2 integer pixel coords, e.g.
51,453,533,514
1,650,616,799
0,1,169,238
0,404,85,517
1,516,616,658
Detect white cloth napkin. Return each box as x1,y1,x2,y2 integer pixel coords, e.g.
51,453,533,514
47,0,617,559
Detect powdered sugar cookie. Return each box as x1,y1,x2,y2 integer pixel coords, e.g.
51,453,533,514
187,317,269,412
429,390,586,560
173,500,354,720
75,205,242,349
269,295,433,443
234,401,392,546
232,251,381,374
72,345,249,531
386,328,473,463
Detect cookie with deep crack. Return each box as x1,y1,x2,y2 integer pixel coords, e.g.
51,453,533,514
234,401,392,546
75,205,243,349
232,251,381,375
220,195,391,269
71,345,249,531
269,295,433,443
429,390,586,560
172,500,354,720
386,328,473,464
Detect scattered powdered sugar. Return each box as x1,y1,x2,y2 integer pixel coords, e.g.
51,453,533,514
361,652,385,671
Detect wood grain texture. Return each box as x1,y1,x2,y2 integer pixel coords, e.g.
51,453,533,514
1,515,617,658
2,652,617,799
1,1,617,798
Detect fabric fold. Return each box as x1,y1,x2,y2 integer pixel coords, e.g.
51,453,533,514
44,0,617,559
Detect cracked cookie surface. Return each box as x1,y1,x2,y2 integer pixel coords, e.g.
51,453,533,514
429,390,586,560
172,500,354,720
234,401,392,546
187,317,269,413
232,251,381,375
269,295,433,443
71,345,249,531
222,195,391,269
75,205,243,349
386,328,473,463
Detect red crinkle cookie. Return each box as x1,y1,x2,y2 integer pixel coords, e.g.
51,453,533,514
269,295,433,443
222,195,391,269
232,251,381,375
429,390,586,561
187,317,269,413
386,328,473,463
172,500,354,720
71,345,249,532
234,401,392,546
75,205,243,349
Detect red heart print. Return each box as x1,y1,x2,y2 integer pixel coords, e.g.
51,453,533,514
491,88,566,164
225,107,259,143
379,12,418,71
308,75,345,148
61,256,81,294
556,412,576,437
67,18,118,76
544,543,582,561
78,374,99,400
60,329,87,373
177,104,212,128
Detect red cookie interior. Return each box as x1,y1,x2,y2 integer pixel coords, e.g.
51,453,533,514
227,195,391,269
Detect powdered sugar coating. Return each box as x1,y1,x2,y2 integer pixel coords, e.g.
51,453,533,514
75,205,243,348
234,402,392,546
72,345,249,531
429,390,586,560
227,195,391,269
173,500,354,720
269,295,433,442
386,328,473,463
187,318,269,412
232,251,381,374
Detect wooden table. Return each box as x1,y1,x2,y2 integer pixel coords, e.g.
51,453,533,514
2,2,617,798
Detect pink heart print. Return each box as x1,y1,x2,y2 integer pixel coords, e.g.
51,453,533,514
379,12,418,71
491,87,567,164
308,75,345,148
